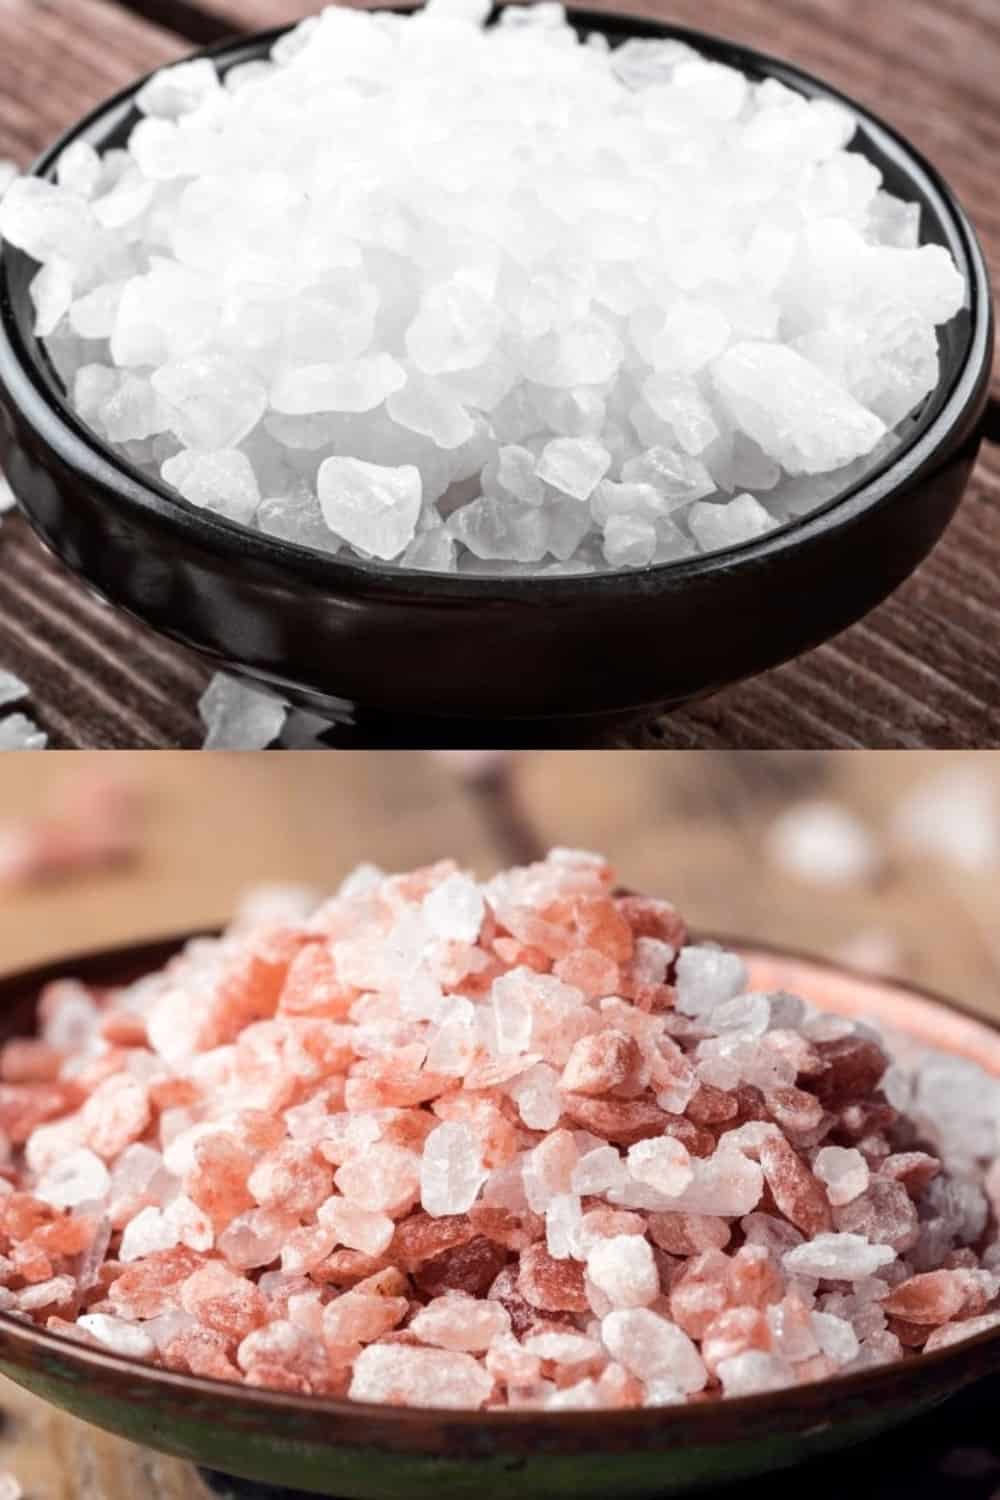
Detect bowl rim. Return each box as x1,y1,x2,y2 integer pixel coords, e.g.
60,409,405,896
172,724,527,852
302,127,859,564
0,5,993,604
1,927,999,1442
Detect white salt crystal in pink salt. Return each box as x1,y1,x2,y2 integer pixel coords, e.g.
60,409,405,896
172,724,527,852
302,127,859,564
78,1313,157,1358
423,872,485,943
783,1233,896,1281
349,1344,493,1408
601,1309,707,1389
318,1198,394,1257
811,1310,859,1365
337,1143,421,1216
814,1146,870,1206
571,1145,625,1196
672,1148,764,1216
627,1137,693,1197
120,1205,180,1262
36,1146,110,1208
586,1235,659,1308
716,1351,796,1396
509,1063,562,1130
420,1122,487,1217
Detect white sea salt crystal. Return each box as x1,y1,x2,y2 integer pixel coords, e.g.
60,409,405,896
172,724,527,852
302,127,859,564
198,672,288,750
627,1137,693,1197
0,672,29,708
0,714,47,750
768,801,881,886
18,9,963,576
783,1233,896,1280
119,1204,180,1262
688,494,776,553
0,161,18,201
162,449,260,524
535,438,611,501
713,343,886,476
420,1121,487,1217
36,1147,110,1208
317,458,421,561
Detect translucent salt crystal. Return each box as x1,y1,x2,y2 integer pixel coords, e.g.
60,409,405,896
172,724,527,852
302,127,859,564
489,445,544,506
317,457,422,561
257,493,340,553
119,1204,180,1262
641,376,719,455
688,494,775,553
601,1308,707,1389
30,258,74,337
136,58,222,119
387,378,475,449
448,497,548,563
161,449,260,524
814,1147,870,1206
768,802,880,886
586,1234,659,1308
423,872,484,943
546,1192,583,1259
0,178,95,262
272,356,405,416
509,1063,563,1130
627,1138,693,1198
810,1310,859,1365
152,356,266,452
421,1121,487,1217
602,514,657,568
198,673,288,750
407,281,501,374
716,1350,795,1396
783,1233,896,1281
672,1148,764,1217
621,448,715,504
535,438,611,502
349,1344,493,1408
0,672,29,708
0,714,47,750
713,343,886,476
647,299,731,375
675,946,747,1018
36,1147,110,1208
571,1146,626,1197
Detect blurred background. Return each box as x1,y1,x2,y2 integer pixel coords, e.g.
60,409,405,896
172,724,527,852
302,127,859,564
1,749,998,1019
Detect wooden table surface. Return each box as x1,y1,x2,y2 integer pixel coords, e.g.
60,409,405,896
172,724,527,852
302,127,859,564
1,747,1000,1492
0,0,998,748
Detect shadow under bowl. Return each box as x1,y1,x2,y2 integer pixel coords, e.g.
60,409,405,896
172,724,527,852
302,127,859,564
1,937,999,1496
0,8,993,746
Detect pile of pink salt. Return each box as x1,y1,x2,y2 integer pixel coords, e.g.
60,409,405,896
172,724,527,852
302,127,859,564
1,850,1000,1410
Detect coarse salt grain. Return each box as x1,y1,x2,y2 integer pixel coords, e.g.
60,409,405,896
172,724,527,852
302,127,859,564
2,4,965,577
0,846,998,1412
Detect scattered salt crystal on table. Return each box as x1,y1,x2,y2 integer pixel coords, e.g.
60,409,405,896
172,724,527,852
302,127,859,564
0,713,47,750
1,3,965,575
198,672,288,750
0,846,999,1411
767,800,882,886
0,671,29,708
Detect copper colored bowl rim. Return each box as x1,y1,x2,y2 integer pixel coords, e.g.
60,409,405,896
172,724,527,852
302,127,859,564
0,930,998,1447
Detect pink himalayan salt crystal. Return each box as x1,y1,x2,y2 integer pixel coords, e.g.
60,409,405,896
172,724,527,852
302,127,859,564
923,1311,1000,1351
409,1295,510,1351
319,1198,395,1257
337,1144,422,1217
586,1235,659,1309
814,1146,870,1206
349,1344,493,1408
3,846,1000,1411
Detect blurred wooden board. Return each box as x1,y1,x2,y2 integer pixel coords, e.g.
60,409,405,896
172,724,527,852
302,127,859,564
0,0,997,746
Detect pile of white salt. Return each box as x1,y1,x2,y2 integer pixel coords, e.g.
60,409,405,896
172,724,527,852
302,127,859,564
0,1,966,575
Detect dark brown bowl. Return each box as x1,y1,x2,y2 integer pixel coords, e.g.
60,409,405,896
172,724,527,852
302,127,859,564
0,8,993,746
0,934,999,1497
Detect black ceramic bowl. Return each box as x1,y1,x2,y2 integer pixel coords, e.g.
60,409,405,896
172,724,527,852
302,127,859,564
1,935,1000,1497
0,8,993,747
